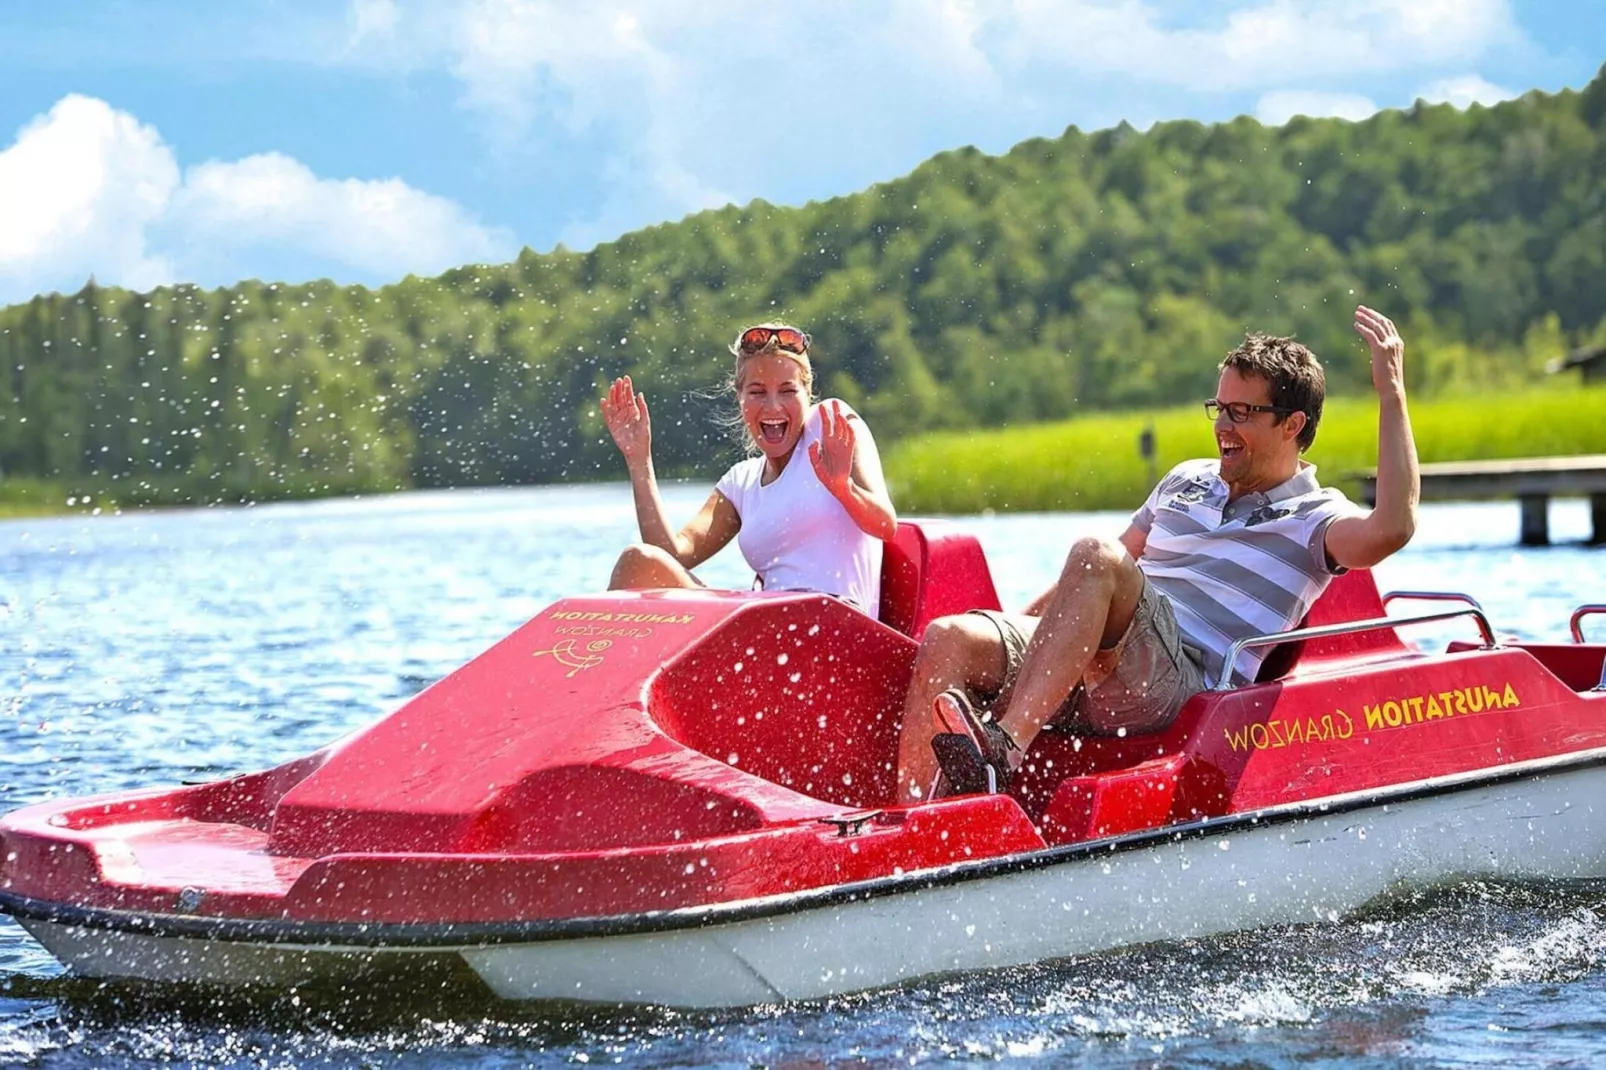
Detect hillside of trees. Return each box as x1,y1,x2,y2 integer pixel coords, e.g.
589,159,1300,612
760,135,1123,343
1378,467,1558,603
2,65,1604,507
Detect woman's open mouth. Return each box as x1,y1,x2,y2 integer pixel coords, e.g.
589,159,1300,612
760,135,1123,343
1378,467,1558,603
759,419,789,445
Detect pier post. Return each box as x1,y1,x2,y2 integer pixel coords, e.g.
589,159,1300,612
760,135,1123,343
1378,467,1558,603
1358,457,1606,547
1519,494,1550,546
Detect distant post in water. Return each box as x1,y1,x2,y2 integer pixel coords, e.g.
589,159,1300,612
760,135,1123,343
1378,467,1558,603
1138,423,1157,488
1358,455,1606,546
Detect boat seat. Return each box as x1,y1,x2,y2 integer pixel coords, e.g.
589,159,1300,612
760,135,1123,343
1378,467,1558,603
878,521,1002,640
1447,640,1606,693
1252,568,1409,682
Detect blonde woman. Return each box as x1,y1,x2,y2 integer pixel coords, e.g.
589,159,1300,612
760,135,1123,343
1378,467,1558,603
602,323,896,616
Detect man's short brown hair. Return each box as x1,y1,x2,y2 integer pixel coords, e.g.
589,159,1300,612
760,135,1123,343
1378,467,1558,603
1220,334,1325,451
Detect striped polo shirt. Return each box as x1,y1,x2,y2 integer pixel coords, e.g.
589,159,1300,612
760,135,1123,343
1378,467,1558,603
1132,459,1356,687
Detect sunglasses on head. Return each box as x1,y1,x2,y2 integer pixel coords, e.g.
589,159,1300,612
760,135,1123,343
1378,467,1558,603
739,327,811,355
1204,399,1297,423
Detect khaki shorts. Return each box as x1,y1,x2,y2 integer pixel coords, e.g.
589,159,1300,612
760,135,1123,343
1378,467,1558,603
968,580,1206,736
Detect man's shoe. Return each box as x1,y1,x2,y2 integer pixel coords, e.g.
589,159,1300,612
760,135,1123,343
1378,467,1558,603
929,688,1021,796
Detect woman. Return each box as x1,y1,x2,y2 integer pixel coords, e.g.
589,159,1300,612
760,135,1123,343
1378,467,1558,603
602,323,896,616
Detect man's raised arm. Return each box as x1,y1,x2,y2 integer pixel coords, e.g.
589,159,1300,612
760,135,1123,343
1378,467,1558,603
1324,306,1419,571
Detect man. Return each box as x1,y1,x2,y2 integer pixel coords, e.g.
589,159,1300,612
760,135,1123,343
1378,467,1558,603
895,306,1419,801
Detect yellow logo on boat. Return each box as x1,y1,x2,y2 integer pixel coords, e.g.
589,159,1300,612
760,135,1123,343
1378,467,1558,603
548,610,695,624
1225,711,1355,753
532,638,612,677
1362,682,1519,729
1225,681,1523,752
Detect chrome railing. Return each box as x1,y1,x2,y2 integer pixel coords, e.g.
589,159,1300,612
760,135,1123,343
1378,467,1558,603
1570,605,1606,691
1382,590,1484,612
1213,605,1498,691
1570,605,1606,644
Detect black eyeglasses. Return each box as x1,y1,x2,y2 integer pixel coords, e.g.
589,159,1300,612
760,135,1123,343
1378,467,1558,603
1205,399,1296,423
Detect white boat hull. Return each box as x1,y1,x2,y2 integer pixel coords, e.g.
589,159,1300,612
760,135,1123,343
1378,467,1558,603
16,760,1606,1008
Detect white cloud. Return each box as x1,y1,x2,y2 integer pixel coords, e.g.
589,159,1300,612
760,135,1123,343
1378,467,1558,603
413,0,1012,240
977,0,1518,91
435,0,1008,154
1415,74,1516,109
449,1,675,138
1254,90,1379,126
348,0,399,44
0,95,177,298
170,153,512,277
442,0,746,244
333,0,1523,248
396,0,1524,128
0,95,516,303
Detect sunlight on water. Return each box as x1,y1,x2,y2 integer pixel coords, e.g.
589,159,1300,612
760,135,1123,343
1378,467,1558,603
0,487,1602,1067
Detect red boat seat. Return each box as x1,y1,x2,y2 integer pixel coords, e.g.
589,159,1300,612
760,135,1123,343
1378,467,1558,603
1448,640,1606,693
878,521,1003,640
1253,568,1409,682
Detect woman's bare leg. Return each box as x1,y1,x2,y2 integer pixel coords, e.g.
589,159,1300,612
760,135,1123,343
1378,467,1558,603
609,543,701,590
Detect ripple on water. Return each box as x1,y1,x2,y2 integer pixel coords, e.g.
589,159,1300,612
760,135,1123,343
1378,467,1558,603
3,881,1601,1068
0,489,1602,1068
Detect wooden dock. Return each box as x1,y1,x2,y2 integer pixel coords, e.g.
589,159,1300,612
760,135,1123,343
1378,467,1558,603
1357,455,1606,546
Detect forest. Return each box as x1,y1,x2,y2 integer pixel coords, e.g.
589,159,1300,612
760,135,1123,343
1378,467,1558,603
2,64,1603,508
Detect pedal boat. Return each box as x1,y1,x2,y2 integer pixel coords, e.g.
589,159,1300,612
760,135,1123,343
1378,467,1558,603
3,522,1605,1008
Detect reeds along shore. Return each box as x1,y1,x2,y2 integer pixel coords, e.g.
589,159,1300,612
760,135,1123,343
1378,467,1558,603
5,385,1602,520
883,385,1606,515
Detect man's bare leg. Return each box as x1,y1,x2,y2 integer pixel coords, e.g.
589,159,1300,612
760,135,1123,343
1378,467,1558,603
609,543,700,590
995,536,1146,750
893,614,1010,803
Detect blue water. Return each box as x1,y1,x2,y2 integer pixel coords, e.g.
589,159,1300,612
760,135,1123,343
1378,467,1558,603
1,486,1603,1068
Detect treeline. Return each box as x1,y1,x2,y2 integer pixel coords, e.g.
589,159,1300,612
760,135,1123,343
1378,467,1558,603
2,65,1605,507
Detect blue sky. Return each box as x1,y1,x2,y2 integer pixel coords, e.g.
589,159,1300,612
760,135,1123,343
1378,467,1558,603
1,0,1603,305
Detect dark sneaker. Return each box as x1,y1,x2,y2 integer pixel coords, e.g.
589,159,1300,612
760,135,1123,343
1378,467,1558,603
929,688,1021,796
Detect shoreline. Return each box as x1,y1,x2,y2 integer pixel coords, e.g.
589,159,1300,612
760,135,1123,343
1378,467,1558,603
7,478,1606,529
6,385,1603,521
884,385,1606,514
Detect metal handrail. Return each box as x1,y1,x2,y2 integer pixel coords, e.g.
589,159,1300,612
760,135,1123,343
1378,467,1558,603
1382,590,1484,612
1213,605,1499,691
1570,605,1606,644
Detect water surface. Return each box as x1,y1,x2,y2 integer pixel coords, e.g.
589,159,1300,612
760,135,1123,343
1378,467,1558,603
1,486,1602,1068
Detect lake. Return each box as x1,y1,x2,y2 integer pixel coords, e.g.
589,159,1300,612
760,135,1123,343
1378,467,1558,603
1,484,1603,1068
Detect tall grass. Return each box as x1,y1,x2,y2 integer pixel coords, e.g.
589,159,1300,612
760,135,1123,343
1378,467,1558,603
885,385,1606,514
0,477,69,519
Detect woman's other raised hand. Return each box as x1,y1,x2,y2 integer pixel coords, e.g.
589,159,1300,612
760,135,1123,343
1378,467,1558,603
807,399,857,496
601,375,652,466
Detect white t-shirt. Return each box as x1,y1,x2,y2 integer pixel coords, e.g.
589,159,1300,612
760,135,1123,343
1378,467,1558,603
714,401,883,617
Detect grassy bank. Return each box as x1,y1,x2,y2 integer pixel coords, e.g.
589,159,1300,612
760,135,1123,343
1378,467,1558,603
7,386,1600,521
0,478,71,519
884,385,1606,514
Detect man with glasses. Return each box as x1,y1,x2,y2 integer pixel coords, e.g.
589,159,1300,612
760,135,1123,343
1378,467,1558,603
895,306,1420,801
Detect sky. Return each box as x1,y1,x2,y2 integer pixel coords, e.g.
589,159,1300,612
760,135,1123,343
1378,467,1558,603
1,0,1603,305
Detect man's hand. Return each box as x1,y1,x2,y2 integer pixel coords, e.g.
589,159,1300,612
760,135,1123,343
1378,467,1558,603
601,375,652,467
808,400,857,497
1354,306,1405,395
1325,305,1418,570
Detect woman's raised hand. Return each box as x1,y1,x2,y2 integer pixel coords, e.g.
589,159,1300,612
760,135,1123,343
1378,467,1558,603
601,376,652,466
808,400,857,495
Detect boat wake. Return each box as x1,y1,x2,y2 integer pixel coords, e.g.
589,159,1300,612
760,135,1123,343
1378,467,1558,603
5,878,1606,1067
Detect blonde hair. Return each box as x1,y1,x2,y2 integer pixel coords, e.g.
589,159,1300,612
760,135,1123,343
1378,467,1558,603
728,322,814,398
717,322,815,453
